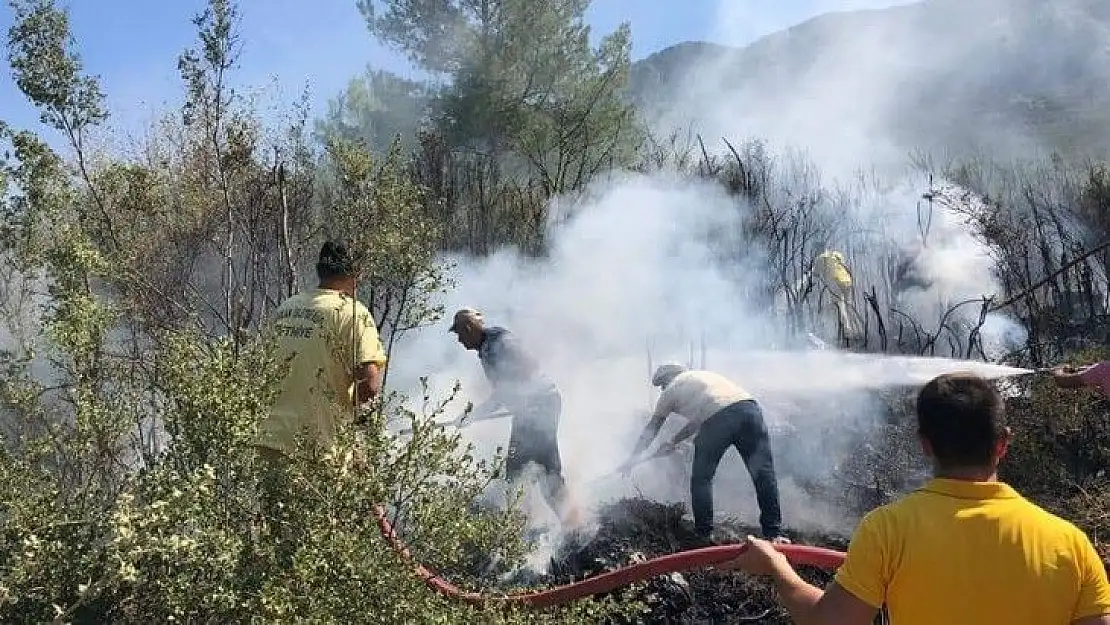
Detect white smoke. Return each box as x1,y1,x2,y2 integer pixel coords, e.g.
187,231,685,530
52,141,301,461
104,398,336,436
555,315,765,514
660,0,1099,179
384,170,1026,568
842,175,1027,359
380,0,1043,570
390,173,763,483
0,263,58,384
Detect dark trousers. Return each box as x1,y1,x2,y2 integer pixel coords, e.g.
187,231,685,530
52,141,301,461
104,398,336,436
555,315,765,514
691,399,783,538
504,389,568,515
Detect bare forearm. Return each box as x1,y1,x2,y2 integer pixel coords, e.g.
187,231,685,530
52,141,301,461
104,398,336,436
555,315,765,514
360,364,383,398
629,416,665,459
771,563,824,625
669,421,699,446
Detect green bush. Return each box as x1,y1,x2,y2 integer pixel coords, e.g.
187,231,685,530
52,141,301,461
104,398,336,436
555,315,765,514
1002,348,1110,556
0,2,637,621
0,328,638,623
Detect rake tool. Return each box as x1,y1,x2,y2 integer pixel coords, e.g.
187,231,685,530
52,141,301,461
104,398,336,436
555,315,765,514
396,408,511,436
587,442,685,488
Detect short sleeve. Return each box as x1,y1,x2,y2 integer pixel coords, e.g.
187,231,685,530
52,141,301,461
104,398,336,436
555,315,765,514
1072,532,1110,620
832,509,891,610
344,300,387,367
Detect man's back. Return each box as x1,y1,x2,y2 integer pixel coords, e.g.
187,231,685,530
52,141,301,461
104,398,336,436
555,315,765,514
657,370,753,425
477,326,555,395
835,478,1110,624
258,288,387,454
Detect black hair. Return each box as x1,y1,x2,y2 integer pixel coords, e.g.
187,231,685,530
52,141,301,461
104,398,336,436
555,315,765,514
316,240,357,281
916,372,1007,468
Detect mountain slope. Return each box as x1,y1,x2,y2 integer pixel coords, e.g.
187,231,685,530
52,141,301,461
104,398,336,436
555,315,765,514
629,0,1110,163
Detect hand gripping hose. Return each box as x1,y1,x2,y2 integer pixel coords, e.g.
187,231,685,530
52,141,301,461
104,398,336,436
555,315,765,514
373,504,846,608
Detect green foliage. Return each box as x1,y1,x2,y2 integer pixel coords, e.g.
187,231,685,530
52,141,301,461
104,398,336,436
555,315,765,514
7,0,116,257
7,0,107,133
178,0,239,130
0,124,67,261
316,67,433,154
357,0,469,75
321,135,455,346
0,0,636,622
0,328,634,622
360,0,642,195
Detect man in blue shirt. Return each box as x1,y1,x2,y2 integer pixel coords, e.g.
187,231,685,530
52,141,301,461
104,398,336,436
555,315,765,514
449,308,577,525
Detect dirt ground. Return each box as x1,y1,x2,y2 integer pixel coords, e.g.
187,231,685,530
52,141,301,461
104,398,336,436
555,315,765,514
515,497,851,624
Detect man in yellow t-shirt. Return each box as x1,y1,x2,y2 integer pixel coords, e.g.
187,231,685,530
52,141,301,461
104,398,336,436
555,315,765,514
721,372,1110,625
256,240,388,457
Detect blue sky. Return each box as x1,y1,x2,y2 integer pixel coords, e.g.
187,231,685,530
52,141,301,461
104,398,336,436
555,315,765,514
0,0,914,142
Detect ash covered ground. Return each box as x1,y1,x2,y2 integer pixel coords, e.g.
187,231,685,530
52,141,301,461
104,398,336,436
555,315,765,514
508,497,851,624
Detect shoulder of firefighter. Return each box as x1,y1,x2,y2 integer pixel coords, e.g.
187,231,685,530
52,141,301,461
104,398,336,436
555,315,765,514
832,482,1110,622
650,374,682,418
652,370,740,420
317,290,388,368
350,297,388,368
478,326,554,394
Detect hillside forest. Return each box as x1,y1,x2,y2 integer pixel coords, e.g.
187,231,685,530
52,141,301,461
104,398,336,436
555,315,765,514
2,0,1110,623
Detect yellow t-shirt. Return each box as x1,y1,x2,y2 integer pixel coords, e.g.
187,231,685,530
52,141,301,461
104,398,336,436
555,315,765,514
834,478,1110,624
257,288,388,455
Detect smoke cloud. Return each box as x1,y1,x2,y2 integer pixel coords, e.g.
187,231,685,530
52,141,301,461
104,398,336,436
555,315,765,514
0,264,57,383
387,172,857,542
656,0,1108,178
382,0,1047,568
385,176,1023,556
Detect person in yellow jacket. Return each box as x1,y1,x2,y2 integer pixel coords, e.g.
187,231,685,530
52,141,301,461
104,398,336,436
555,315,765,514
813,249,861,341
256,240,388,459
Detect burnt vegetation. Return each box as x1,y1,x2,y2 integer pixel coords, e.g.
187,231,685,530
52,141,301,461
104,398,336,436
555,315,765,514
2,0,1110,622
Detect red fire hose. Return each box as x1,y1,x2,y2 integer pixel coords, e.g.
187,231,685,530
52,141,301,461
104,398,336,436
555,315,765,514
373,504,846,608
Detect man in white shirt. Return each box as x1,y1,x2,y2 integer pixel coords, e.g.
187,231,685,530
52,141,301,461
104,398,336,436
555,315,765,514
620,363,788,543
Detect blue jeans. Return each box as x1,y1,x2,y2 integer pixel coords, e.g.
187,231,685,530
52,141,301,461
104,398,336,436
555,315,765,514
691,399,783,538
